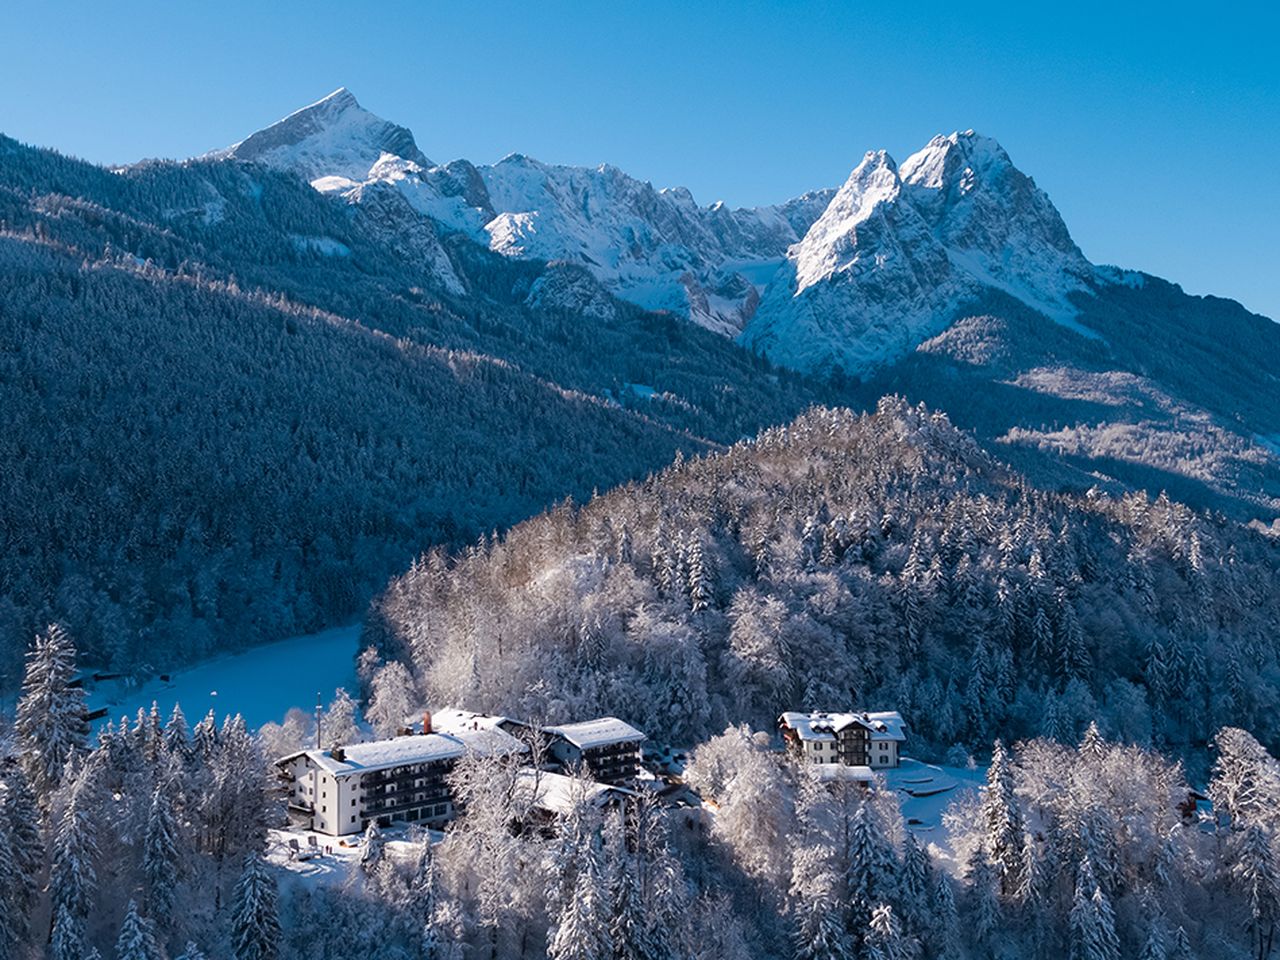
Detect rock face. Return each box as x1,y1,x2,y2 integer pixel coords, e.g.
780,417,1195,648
205,89,832,335
209,88,432,184
205,92,1274,398
740,132,1099,374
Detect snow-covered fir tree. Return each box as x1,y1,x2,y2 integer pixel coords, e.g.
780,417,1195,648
231,852,281,960
16,624,87,799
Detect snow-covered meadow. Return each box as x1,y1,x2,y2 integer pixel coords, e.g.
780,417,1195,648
86,623,361,731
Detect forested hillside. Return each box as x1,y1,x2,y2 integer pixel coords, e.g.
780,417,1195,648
370,399,1280,763
859,285,1280,519
13,617,1280,960
0,135,826,680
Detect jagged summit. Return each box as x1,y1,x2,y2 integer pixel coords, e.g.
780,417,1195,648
203,90,830,335
211,87,431,184
740,130,1099,373
202,97,1103,364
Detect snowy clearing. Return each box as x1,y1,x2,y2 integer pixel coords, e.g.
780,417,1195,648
86,623,361,731
885,758,987,868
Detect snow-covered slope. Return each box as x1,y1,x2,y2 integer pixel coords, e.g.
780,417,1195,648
208,87,432,185
741,131,1100,373
206,90,830,334
207,94,1243,380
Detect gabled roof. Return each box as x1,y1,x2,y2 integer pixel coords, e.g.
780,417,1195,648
544,717,645,750
276,726,527,778
423,707,510,735
778,710,907,743
863,711,907,742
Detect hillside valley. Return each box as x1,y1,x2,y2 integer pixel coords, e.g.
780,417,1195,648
0,86,1277,689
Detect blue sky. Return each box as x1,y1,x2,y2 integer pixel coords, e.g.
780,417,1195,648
3,1,1277,319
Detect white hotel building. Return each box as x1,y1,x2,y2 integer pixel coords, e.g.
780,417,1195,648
277,726,527,836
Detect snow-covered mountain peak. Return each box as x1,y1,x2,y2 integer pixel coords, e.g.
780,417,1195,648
899,130,1010,190
792,149,906,292
742,131,1104,374
212,88,432,185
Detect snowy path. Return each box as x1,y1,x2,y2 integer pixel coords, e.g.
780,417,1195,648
86,623,362,730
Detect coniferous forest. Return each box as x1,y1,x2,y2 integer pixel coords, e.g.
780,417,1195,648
2,36,1280,960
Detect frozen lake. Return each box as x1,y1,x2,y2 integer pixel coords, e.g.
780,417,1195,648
86,623,362,731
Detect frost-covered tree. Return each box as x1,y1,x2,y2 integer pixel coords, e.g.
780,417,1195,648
50,902,86,960
1069,859,1119,960
115,899,162,960
143,784,180,921
50,758,101,950
16,624,87,799
981,739,1026,897
2,768,42,928
366,662,417,738
1231,823,1279,960
406,839,440,960
231,852,281,960
320,688,362,747
548,838,610,960
865,903,911,960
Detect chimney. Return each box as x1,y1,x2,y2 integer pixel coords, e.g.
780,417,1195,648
332,745,346,762
422,711,432,735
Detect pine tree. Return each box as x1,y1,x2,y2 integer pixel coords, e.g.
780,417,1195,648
1139,921,1167,960
360,820,385,876
845,805,877,931
0,824,23,960
50,759,100,947
865,904,911,960
792,878,852,960
1079,722,1107,765
687,538,712,613
115,899,162,960
192,710,219,763
143,784,180,921
1069,858,1119,960
929,872,961,958
899,832,932,932
548,833,609,960
1168,926,1193,960
16,624,87,799
50,902,85,960
1231,823,1279,960
175,944,208,960
981,739,1026,898
966,848,1000,949
407,840,440,960
231,852,281,960
164,703,191,760
2,768,42,927
607,812,657,960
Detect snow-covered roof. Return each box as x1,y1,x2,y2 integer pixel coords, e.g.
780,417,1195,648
277,726,526,778
778,710,907,743
863,711,907,742
450,727,529,758
425,707,510,735
777,711,837,742
516,769,636,815
544,717,646,750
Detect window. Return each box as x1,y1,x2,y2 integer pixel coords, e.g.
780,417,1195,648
350,815,356,823
351,799,356,806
